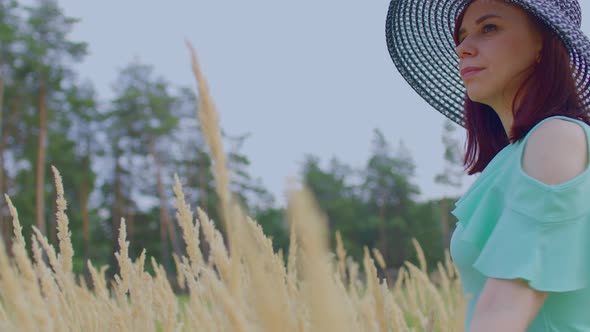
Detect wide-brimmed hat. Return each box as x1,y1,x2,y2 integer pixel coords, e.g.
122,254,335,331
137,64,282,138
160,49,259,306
385,0,590,128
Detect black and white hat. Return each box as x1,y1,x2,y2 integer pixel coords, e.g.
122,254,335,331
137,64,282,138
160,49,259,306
385,0,590,128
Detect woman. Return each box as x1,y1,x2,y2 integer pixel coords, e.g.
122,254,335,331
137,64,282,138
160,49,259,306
386,0,590,331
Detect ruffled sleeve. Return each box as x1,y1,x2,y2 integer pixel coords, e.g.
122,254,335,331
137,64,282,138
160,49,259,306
452,117,590,292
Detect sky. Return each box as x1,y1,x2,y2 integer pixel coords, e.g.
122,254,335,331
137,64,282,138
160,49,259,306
54,1,590,207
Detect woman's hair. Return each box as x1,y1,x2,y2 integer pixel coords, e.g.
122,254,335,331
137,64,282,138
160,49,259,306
453,6,590,175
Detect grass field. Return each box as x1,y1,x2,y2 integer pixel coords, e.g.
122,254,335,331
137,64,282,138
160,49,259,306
0,43,467,332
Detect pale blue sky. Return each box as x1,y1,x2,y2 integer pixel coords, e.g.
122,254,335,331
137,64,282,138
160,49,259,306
55,1,590,207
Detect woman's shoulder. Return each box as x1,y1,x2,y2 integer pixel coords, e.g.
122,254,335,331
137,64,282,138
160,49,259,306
522,117,589,186
527,117,588,143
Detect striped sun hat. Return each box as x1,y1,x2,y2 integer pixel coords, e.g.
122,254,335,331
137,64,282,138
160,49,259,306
385,0,590,128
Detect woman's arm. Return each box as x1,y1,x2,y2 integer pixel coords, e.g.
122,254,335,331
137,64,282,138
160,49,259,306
468,278,548,332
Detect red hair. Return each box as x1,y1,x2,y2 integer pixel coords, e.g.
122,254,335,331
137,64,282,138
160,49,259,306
453,6,590,175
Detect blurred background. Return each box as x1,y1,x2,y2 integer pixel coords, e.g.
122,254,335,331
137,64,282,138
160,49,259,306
4,0,587,281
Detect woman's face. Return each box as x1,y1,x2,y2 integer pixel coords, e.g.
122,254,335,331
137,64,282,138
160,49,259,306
456,0,543,109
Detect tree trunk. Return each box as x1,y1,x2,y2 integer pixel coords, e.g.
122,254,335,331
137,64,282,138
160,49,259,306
0,171,10,252
0,75,5,245
79,172,92,285
440,198,450,249
150,139,180,265
0,90,20,250
378,191,389,262
80,155,91,261
0,76,4,194
35,76,48,234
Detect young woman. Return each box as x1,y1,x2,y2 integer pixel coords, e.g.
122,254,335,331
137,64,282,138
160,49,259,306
386,0,590,331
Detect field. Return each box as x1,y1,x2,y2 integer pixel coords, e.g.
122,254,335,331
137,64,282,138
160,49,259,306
0,43,467,332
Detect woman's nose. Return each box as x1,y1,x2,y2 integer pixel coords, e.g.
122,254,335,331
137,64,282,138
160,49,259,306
455,39,476,59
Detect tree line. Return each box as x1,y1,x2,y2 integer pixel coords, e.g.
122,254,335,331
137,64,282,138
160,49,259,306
0,0,464,280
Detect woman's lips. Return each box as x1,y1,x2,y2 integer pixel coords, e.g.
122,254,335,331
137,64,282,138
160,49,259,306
462,68,484,79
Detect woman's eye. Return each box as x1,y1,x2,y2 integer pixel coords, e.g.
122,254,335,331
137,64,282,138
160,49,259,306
482,24,497,33
457,24,496,44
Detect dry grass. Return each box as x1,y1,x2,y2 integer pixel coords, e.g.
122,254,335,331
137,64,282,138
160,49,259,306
0,43,466,331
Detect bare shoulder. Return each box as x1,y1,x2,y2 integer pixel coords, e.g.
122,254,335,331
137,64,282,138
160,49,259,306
522,118,588,186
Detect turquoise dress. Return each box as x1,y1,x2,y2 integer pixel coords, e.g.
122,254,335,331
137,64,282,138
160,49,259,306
450,115,590,331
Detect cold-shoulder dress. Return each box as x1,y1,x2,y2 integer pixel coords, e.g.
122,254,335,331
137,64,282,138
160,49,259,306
450,115,590,331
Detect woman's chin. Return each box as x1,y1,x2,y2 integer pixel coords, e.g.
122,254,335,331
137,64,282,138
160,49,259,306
465,89,489,104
